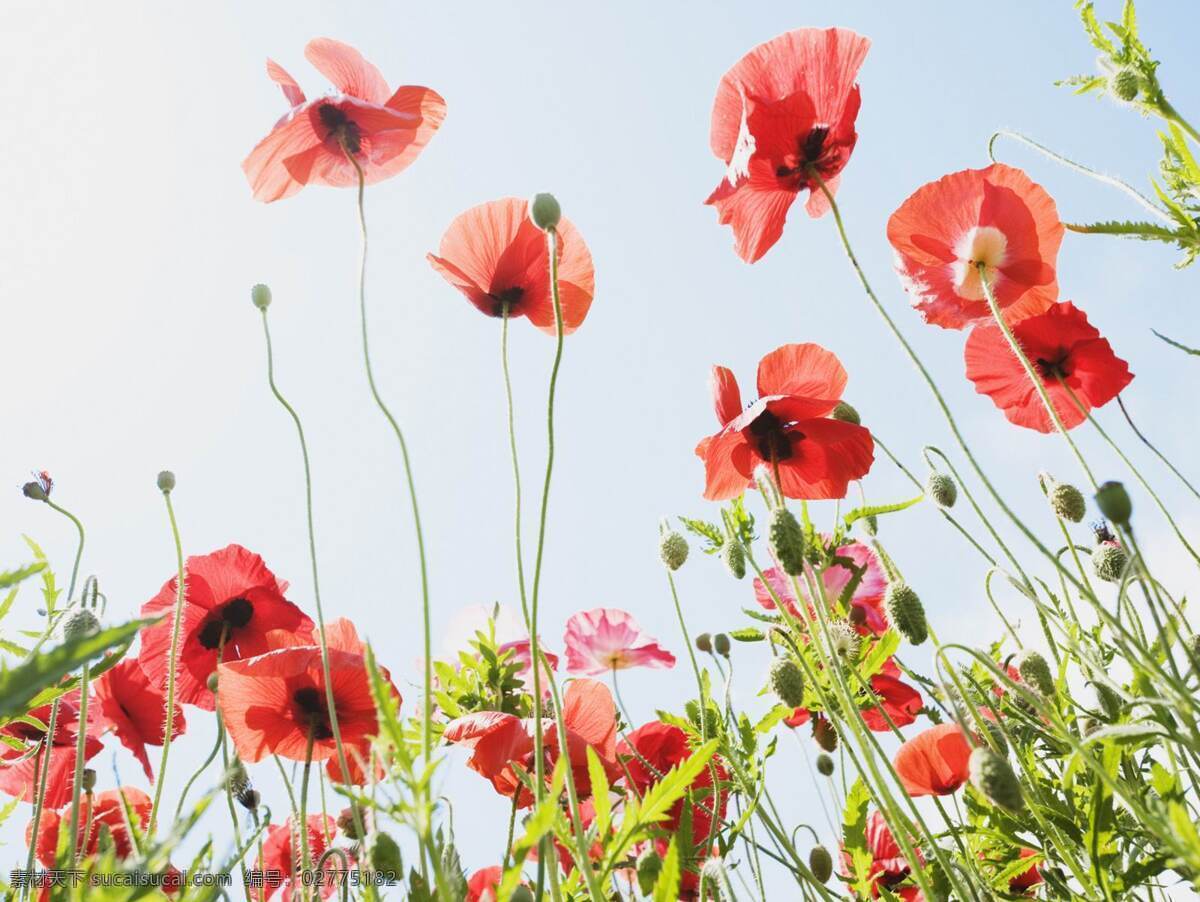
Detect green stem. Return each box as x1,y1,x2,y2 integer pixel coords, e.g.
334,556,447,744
44,499,85,602
299,726,316,888
23,701,58,900
65,661,90,868
1116,395,1200,503
148,487,185,837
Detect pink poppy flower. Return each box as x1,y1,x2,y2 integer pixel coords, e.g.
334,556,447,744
563,609,676,675
752,541,887,634
243,38,446,203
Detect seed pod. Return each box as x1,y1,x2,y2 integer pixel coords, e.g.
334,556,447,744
82,768,97,793
713,633,731,657
1092,542,1128,583
1048,482,1086,523
1095,481,1132,526
884,583,928,646
528,193,562,230
768,658,806,708
816,753,834,777
250,283,272,310
809,845,833,883
1014,650,1054,697
831,402,860,425
636,846,662,896
367,830,403,875
157,470,176,493
695,632,713,653
659,532,689,571
1111,67,1141,101
768,507,806,575
21,481,48,501
925,473,957,508
62,609,100,642
968,746,1024,812
722,541,746,580
813,717,838,753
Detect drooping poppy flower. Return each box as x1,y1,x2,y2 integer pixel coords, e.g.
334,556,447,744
428,197,596,335
892,723,972,797
0,693,103,808
140,544,316,712
243,38,446,203
617,721,729,843
253,815,339,902
92,658,186,782
29,787,151,865
841,810,925,900
752,540,887,633
563,609,676,675
964,301,1133,432
887,163,1064,330
783,706,811,728
861,659,923,732
706,28,871,262
696,344,874,501
443,678,621,807
1009,848,1044,894
217,619,396,767
466,867,505,902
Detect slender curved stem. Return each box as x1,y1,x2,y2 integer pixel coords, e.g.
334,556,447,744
1116,395,1200,502
44,499,85,602
23,701,59,899
299,727,316,882
175,713,225,820
65,661,90,867
148,488,186,837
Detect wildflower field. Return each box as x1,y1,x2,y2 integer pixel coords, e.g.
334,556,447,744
4,2,1200,899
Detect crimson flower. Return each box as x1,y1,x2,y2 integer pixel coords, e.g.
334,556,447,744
888,163,1064,330
0,693,102,807
563,608,675,675
965,301,1133,432
466,867,508,902
861,659,923,732
92,658,186,782
29,787,151,865
428,197,596,335
706,28,871,262
617,722,728,844
253,815,338,902
217,619,396,777
243,38,445,203
139,544,315,712
753,540,887,633
892,723,972,797
696,344,874,501
1009,848,1044,895
841,810,925,900
443,678,621,807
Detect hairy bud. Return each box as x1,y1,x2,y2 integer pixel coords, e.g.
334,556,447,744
659,531,689,571
1015,650,1054,697
768,508,806,576
809,845,833,883
62,609,100,642
722,541,746,580
1111,67,1141,102
969,746,1024,812
1092,542,1128,583
1048,482,1086,523
925,472,957,508
768,658,806,708
884,583,928,646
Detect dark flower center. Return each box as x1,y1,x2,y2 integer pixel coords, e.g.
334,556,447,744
197,597,255,650
292,686,334,741
318,103,362,155
748,410,796,463
487,286,525,317
1035,352,1071,381
776,126,835,182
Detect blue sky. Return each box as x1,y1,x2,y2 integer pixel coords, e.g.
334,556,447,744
2,0,1198,893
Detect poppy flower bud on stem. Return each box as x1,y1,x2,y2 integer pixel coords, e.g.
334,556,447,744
831,402,860,425
1014,650,1054,697
714,633,731,657
925,472,957,508
1111,67,1141,102
884,583,928,646
695,632,713,653
81,768,96,793
816,753,834,776
809,845,833,883
722,540,746,579
659,531,689,571
969,746,1025,812
1048,481,1086,523
1092,541,1128,583
21,481,47,502
62,609,100,642
768,508,806,575
250,283,272,310
157,470,176,494
528,193,561,231
768,657,806,708
1095,481,1132,526
813,717,838,753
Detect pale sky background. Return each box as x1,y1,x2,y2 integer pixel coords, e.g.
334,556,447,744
2,1,1199,896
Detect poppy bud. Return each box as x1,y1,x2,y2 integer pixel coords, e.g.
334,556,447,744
337,808,361,839
813,717,838,753
1014,650,1054,697
659,531,689,571
636,846,662,896
1048,481,1086,523
528,193,561,230
157,470,176,493
722,541,746,580
816,753,834,776
82,768,96,793
1110,67,1141,101
831,402,860,425
62,609,100,642
251,283,272,310
695,633,712,653
21,481,47,501
809,845,833,883
1094,481,1131,526
367,830,402,876
238,788,260,811
227,760,250,798
768,507,806,575
768,657,806,708
713,633,731,657
1092,542,1128,583
700,857,728,894
968,746,1024,812
884,583,928,646
828,620,860,660
925,473,957,508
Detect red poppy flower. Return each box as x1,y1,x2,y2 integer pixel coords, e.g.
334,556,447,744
706,28,871,262
840,810,925,899
140,544,316,712
892,723,972,797
861,659,922,732
783,706,811,728
29,787,151,865
217,619,396,768
243,38,446,203
888,163,1064,330
93,658,186,782
753,540,887,633
466,867,506,902
1009,848,1043,894
563,608,676,675
443,678,620,807
428,197,596,335
964,301,1133,432
253,815,338,902
0,693,103,808
696,344,874,501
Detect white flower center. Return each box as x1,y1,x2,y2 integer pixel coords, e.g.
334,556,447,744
952,226,1008,301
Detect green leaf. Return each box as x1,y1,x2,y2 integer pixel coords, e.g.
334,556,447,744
728,627,765,642
859,631,900,681
842,495,923,528
653,836,681,902
842,778,873,892
678,517,724,554
586,746,612,837
0,562,45,591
